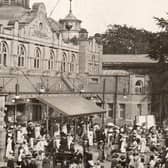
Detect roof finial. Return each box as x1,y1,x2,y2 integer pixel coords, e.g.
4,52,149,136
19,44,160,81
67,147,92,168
69,0,72,13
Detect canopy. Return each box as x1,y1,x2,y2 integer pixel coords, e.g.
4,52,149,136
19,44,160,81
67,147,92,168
37,95,106,117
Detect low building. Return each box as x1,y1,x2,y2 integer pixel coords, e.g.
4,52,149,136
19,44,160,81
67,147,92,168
83,54,158,125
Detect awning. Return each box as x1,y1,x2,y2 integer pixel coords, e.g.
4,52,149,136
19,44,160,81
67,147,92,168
37,95,106,117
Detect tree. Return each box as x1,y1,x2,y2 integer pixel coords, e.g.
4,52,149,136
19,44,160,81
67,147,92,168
148,32,168,63
101,24,151,54
148,15,168,124
148,16,168,63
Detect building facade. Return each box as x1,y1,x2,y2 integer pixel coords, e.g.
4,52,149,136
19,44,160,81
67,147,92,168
0,0,163,127
0,0,103,122
83,54,157,125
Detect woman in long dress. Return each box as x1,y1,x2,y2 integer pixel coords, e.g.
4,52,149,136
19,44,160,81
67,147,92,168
140,135,146,153
120,136,127,153
6,136,13,158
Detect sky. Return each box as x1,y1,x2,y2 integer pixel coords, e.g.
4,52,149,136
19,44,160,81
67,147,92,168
31,0,168,35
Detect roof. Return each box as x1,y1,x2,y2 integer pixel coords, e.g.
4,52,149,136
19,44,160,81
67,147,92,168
37,95,105,117
103,54,157,64
0,6,27,21
60,12,81,23
47,17,60,32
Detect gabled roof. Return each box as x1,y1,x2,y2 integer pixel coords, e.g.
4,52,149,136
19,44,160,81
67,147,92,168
47,17,60,33
0,3,60,33
103,54,157,64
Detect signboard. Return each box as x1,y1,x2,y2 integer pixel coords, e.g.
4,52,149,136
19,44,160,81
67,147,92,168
136,115,156,129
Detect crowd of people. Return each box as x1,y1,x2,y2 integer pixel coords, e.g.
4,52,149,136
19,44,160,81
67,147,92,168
102,124,168,168
4,117,168,168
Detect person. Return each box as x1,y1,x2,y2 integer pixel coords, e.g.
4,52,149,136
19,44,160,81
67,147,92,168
138,157,145,168
148,155,156,168
17,144,24,166
111,153,119,168
140,135,146,153
120,135,127,153
74,149,83,167
42,153,51,168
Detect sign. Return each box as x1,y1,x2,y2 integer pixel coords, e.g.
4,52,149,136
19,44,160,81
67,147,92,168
136,115,156,129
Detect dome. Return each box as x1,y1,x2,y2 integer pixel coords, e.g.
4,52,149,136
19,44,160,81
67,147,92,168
61,12,81,23
65,12,77,20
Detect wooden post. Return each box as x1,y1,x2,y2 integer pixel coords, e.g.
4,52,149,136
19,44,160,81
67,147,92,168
46,105,49,135
102,78,106,109
113,76,118,125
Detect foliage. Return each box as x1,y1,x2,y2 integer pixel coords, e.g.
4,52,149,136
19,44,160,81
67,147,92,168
99,24,151,54
147,15,168,63
148,32,168,63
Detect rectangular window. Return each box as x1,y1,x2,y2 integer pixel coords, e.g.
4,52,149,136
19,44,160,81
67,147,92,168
3,0,9,5
137,104,142,115
119,104,126,119
32,105,42,121
148,104,151,114
108,103,113,118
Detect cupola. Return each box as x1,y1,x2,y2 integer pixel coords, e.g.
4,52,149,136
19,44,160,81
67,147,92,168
59,0,81,42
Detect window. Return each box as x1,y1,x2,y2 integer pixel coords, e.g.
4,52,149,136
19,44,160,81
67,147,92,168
0,41,8,66
137,104,142,115
61,53,67,72
34,47,41,69
108,103,113,118
32,105,42,121
11,0,15,5
70,54,75,72
17,45,25,67
3,0,9,5
148,104,151,114
48,50,54,70
135,80,144,94
119,104,126,119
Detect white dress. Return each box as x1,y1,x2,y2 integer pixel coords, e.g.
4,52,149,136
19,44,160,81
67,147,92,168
6,137,13,158
140,137,146,153
88,131,93,146
120,138,127,153
35,126,41,138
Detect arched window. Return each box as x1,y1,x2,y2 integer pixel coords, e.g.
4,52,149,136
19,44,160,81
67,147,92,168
70,54,75,72
135,80,144,94
0,41,8,66
17,45,25,67
61,53,67,72
48,50,54,70
34,47,41,69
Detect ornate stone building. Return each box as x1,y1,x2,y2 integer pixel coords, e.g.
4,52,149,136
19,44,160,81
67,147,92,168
0,0,103,122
